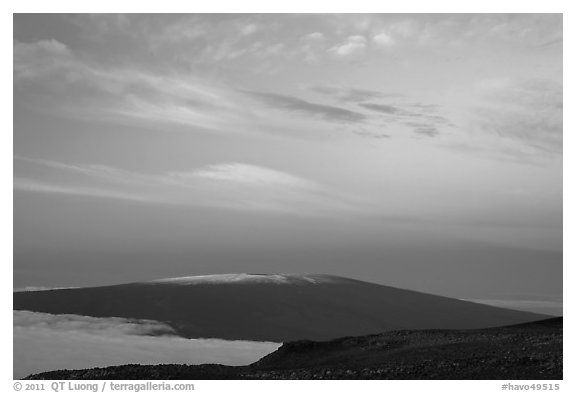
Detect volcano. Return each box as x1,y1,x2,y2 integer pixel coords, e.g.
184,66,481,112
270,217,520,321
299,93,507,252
13,273,549,342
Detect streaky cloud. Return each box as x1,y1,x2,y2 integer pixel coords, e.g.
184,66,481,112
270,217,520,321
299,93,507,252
308,85,404,102
243,90,367,123
359,103,402,114
14,156,366,215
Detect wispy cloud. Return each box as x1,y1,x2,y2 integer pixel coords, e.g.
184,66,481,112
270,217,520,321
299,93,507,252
358,100,453,137
305,84,454,138
14,156,365,215
190,163,319,189
357,100,451,137
353,129,390,139
413,127,440,138
12,15,560,150
471,77,562,153
243,91,367,124
328,35,367,59
14,178,155,203
359,102,450,123
14,39,263,135
14,38,398,141
309,85,404,103
359,103,402,115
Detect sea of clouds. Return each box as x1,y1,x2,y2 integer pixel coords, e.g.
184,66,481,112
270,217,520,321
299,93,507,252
14,311,281,379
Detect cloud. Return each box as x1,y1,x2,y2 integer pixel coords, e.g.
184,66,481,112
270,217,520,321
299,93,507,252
307,86,451,133
14,311,280,379
324,16,425,47
145,16,283,64
381,14,562,47
13,39,264,135
403,121,443,138
189,163,319,189
14,310,176,337
14,286,78,292
319,14,561,49
353,129,390,139
16,156,320,193
302,32,325,42
244,91,367,123
358,102,452,136
464,299,562,316
360,102,449,123
481,14,562,46
538,37,562,47
13,39,72,80
14,38,70,58
240,23,258,36
472,78,562,153
67,14,132,40
328,35,367,58
14,156,365,215
14,178,156,203
385,19,420,39
372,32,395,47
308,85,403,103
14,39,370,140
298,32,327,63
408,102,441,111
413,127,440,137
359,103,402,115
13,36,449,144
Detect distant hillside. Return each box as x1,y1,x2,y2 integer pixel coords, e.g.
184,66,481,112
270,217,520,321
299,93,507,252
14,273,549,342
25,317,562,380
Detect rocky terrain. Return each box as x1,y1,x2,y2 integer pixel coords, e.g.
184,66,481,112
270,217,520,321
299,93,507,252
25,317,562,380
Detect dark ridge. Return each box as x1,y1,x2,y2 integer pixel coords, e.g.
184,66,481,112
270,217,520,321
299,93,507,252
25,317,562,380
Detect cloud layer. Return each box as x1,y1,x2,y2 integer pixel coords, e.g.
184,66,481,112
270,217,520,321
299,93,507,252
465,298,562,317
14,311,280,379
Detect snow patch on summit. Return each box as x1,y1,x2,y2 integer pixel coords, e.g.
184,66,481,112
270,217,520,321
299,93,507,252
147,273,348,286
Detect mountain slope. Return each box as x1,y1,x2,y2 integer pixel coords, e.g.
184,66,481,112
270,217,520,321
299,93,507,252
14,273,549,342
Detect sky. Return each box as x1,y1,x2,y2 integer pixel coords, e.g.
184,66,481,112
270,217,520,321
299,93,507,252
13,14,562,314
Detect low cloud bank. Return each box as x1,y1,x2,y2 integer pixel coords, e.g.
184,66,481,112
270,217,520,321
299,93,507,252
464,299,562,316
14,311,280,379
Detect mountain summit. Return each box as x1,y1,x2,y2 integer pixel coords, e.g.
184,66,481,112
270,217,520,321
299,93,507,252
149,273,358,286
14,273,548,342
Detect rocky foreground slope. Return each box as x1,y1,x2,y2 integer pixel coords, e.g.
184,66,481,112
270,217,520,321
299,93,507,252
26,317,562,380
